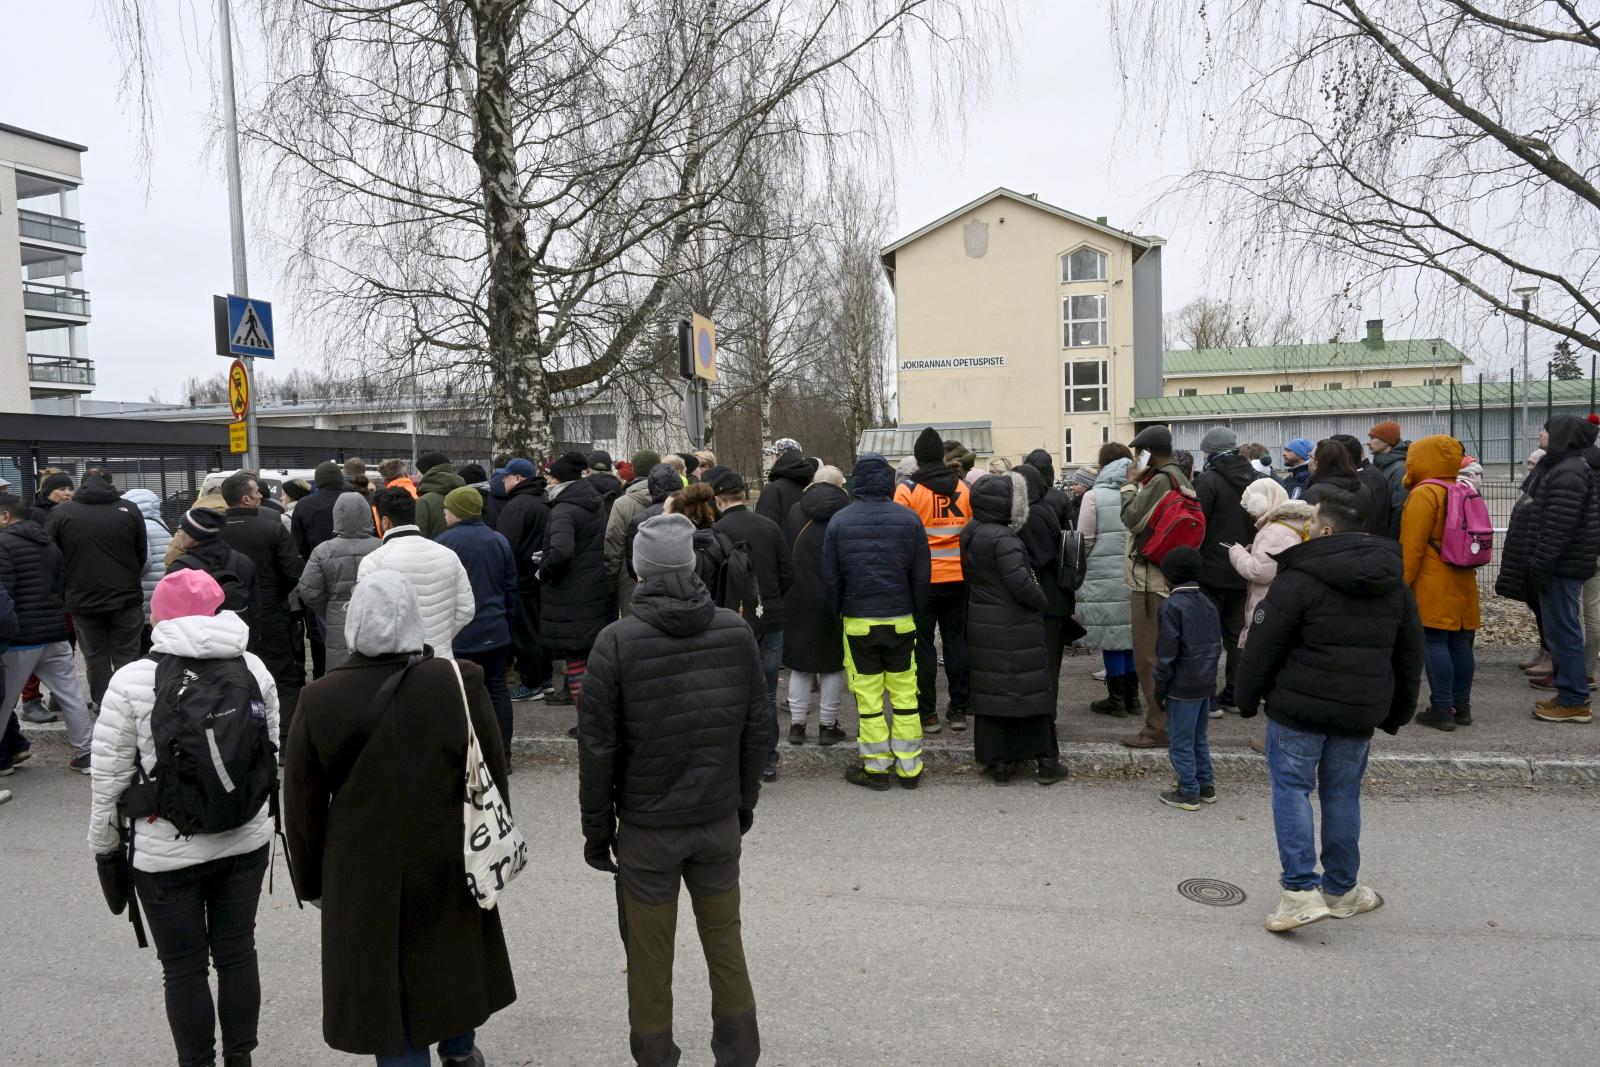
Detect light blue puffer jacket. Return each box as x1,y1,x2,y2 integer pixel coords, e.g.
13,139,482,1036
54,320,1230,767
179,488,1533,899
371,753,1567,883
1077,458,1133,650
121,488,172,622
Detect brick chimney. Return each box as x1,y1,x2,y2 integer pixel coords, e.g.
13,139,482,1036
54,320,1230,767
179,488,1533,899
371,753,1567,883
1365,319,1385,349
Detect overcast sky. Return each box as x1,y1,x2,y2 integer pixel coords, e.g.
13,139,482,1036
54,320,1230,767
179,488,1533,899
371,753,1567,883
1,3,1515,404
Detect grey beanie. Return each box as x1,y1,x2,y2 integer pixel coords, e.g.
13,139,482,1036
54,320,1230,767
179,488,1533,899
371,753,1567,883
1200,426,1238,454
1069,467,1098,490
634,513,696,579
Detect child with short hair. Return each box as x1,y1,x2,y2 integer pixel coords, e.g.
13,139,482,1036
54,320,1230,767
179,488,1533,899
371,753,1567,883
1153,546,1223,810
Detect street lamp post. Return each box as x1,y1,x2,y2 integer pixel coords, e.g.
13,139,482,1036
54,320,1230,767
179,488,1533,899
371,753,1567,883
1513,284,1539,465
218,0,258,472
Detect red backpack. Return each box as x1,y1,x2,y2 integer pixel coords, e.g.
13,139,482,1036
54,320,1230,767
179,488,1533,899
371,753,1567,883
1418,478,1493,568
1134,477,1207,565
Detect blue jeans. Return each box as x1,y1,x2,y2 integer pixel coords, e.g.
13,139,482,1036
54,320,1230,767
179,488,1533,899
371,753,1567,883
758,631,783,769
1538,576,1589,707
1164,696,1213,796
1422,627,1475,711
1102,648,1135,676
374,1029,475,1066
1267,721,1370,896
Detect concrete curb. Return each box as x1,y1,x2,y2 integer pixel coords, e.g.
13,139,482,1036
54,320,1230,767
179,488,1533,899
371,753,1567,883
21,721,1597,788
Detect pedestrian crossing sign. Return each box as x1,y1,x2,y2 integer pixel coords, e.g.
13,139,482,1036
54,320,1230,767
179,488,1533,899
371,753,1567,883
224,295,274,359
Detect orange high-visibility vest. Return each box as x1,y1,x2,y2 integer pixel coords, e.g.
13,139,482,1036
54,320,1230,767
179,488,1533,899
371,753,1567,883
894,479,971,583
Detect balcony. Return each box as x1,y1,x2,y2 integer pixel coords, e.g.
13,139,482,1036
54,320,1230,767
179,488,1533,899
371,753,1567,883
28,353,95,391
17,208,85,248
22,281,90,317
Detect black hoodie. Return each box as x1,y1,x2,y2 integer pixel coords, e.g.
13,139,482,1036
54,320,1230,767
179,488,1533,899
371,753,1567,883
1194,451,1258,590
578,569,767,841
1235,534,1424,737
45,475,147,614
1024,447,1074,529
756,449,813,526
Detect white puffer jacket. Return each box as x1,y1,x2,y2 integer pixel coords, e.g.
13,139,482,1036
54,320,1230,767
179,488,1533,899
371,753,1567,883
122,488,174,622
87,611,281,872
356,526,475,660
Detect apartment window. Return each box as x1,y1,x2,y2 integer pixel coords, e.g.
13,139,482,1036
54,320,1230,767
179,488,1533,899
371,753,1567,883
1275,384,1295,393
1226,386,1246,395
1063,293,1108,348
1063,428,1074,466
1324,382,1343,391
1061,246,1108,283
1102,425,1112,444
1178,388,1198,397
1424,378,1447,387
1373,379,1393,389
1065,359,1109,413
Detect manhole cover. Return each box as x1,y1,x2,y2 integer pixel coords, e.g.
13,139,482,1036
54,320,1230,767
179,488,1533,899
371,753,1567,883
1177,878,1247,906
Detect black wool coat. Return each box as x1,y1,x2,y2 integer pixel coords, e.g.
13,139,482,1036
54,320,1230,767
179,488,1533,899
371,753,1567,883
578,571,767,846
283,653,514,1056
1235,534,1424,737
0,521,69,645
45,477,147,614
494,478,550,592
959,474,1054,720
537,478,614,652
1195,452,1257,591
782,483,850,673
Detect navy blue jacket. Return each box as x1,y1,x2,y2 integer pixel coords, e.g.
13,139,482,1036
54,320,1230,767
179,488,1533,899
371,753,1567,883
437,518,517,654
1154,584,1223,703
1281,462,1312,500
822,454,930,619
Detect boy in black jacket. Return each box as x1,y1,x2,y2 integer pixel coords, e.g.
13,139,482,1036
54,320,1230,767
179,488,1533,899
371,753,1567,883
1234,487,1425,933
1153,547,1222,810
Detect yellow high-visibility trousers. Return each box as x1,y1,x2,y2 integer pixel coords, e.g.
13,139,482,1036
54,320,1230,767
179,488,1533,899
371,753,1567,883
842,616,922,779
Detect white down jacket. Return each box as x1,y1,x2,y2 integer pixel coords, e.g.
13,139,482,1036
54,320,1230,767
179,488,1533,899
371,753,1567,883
356,526,475,660
87,611,281,872
122,488,174,621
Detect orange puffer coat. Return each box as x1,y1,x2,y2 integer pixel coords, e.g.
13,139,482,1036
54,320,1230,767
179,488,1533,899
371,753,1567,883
1400,435,1480,632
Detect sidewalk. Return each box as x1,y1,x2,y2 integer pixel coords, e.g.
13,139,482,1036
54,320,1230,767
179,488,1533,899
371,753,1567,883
20,645,1599,786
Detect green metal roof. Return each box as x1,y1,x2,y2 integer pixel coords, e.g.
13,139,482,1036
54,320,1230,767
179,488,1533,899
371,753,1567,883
1133,379,1598,420
1163,338,1469,376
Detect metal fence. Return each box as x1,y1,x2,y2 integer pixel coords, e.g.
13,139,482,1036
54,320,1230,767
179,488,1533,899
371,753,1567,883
0,413,488,531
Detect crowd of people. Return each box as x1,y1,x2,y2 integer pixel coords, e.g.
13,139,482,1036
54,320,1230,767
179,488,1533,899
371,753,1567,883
0,411,1596,1064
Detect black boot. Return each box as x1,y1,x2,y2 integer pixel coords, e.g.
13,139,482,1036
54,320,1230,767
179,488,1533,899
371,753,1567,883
1090,677,1126,716
223,1055,252,1067
1453,702,1472,726
1036,757,1069,785
1415,705,1456,731
1122,673,1143,712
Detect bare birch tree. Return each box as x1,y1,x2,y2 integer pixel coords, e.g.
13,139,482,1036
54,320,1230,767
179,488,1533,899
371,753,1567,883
1165,296,1303,351
1109,0,1600,357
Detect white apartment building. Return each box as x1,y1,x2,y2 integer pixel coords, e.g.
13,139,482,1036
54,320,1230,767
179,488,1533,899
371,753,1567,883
1,123,93,412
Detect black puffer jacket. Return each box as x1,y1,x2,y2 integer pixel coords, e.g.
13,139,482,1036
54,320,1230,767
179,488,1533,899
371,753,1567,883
1528,417,1600,585
1195,451,1257,590
782,483,850,673
46,476,147,614
0,521,69,645
167,536,258,619
221,506,304,623
1235,534,1424,737
960,473,1053,719
1024,448,1074,530
1301,467,1376,521
494,477,550,591
823,455,930,619
1155,586,1222,702
756,449,812,527
713,504,794,636
578,570,767,845
537,477,613,651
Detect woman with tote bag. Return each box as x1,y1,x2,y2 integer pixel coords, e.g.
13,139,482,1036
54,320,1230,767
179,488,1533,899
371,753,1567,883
284,570,516,1067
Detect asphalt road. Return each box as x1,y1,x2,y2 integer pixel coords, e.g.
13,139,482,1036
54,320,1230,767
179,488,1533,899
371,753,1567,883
1,759,1596,1066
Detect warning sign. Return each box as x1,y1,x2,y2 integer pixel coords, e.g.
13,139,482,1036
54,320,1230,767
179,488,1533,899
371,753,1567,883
228,421,248,454
228,360,250,419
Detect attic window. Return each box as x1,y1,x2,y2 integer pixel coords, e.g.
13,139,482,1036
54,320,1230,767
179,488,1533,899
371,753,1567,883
1061,247,1107,283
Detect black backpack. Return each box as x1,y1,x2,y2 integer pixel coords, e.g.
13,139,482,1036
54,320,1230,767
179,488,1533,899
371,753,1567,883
693,530,762,618
124,653,277,836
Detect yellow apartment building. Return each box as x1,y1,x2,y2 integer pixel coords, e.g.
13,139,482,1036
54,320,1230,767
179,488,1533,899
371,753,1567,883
1163,322,1469,398
879,188,1165,469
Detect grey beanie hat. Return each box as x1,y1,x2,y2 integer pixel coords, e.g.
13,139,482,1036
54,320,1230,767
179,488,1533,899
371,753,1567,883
634,513,697,579
1069,466,1098,490
1199,426,1238,454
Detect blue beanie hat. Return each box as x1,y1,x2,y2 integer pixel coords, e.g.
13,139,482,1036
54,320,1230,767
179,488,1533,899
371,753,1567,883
1285,438,1314,461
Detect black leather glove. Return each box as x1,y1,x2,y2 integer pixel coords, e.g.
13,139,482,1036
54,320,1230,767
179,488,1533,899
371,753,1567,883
584,837,618,874
738,809,754,835
95,850,129,915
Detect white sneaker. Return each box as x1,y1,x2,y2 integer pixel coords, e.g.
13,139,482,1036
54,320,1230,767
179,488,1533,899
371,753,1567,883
1208,706,1224,719
0,788,10,805
1092,668,1107,681
1265,888,1331,932
1325,884,1383,919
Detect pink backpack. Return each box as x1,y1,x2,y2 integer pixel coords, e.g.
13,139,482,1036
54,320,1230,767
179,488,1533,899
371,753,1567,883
1418,478,1493,568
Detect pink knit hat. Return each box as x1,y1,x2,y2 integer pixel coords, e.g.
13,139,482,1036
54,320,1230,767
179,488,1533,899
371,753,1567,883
151,569,225,625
